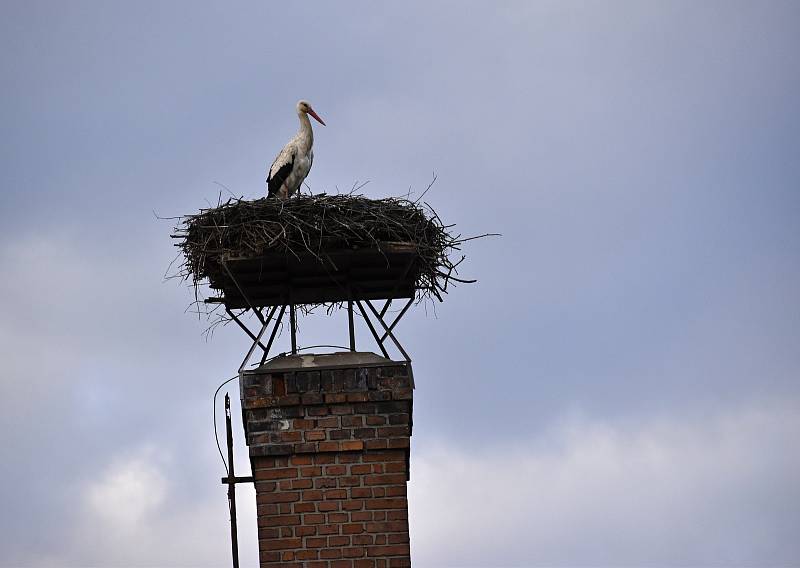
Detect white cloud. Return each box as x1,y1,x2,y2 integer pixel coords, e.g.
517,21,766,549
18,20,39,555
85,446,168,529
40,445,259,568
408,398,800,567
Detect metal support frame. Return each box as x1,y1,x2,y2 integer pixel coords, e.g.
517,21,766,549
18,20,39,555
222,258,414,370
289,304,297,355
228,296,414,371
351,298,414,363
347,300,356,352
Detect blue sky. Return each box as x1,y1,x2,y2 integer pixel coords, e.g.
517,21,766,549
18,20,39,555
1,1,798,566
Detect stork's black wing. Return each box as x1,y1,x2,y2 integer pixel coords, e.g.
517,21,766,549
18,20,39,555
267,151,295,198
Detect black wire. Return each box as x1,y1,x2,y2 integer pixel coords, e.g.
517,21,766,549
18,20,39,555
213,374,238,476
212,344,353,474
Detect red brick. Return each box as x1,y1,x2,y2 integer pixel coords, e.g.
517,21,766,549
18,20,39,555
254,467,298,480
293,419,315,430
255,481,276,492
318,500,340,512
351,511,373,522
314,477,338,489
364,474,406,486
305,430,327,441
261,537,302,550
365,415,387,426
258,514,300,527
384,486,406,497
341,440,364,451
362,451,405,463
339,475,361,487
300,466,322,477
277,430,302,442
384,462,406,473
304,513,325,524
342,415,363,427
365,521,407,533
329,536,350,547
296,525,316,537
259,527,279,539
326,465,347,475
354,427,377,439
352,534,374,545
257,504,279,516
366,545,410,557
318,524,340,536
291,478,313,489
319,441,340,452
377,426,409,438
316,417,339,428
257,491,300,504
331,404,355,415
302,393,324,405
252,456,277,468
343,547,366,558
364,439,388,450
293,502,315,513
296,550,319,560
306,536,328,547
302,490,324,501
351,487,372,498
342,523,365,534
259,550,280,561
290,454,313,465
325,489,347,500
364,498,406,510
339,453,361,463
329,512,349,523
346,392,370,402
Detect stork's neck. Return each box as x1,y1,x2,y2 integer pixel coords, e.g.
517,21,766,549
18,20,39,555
296,113,313,151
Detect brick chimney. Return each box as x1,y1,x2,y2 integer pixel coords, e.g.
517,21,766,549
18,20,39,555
241,352,413,567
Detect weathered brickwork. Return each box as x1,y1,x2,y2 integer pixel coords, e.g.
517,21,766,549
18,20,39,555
241,360,413,567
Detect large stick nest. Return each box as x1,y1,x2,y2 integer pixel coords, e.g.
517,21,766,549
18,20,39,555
172,193,479,306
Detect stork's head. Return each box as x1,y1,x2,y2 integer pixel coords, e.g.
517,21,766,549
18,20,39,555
297,100,326,126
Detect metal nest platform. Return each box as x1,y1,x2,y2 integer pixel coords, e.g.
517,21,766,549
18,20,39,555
172,194,482,367
205,241,419,308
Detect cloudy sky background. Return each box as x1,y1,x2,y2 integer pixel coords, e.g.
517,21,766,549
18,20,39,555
1,1,798,566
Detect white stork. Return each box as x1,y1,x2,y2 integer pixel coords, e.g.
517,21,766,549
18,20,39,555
267,100,326,199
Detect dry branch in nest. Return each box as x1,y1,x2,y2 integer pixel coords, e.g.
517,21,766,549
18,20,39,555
172,193,484,311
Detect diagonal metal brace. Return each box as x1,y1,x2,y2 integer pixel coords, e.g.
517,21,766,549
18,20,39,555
365,300,412,363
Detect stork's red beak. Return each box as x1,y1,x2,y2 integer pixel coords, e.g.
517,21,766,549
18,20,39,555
308,108,326,126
